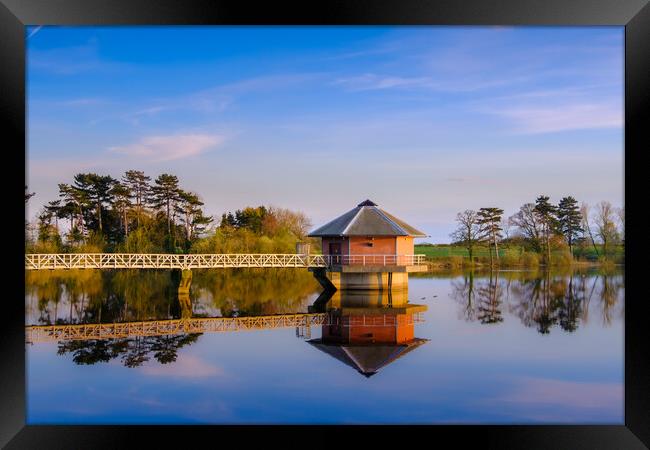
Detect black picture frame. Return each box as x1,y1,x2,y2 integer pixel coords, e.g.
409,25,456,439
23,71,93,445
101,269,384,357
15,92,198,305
2,0,648,447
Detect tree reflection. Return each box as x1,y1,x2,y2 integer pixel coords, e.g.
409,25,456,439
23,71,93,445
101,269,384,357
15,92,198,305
451,269,623,334
556,275,583,332
191,268,320,317
57,333,201,367
450,271,503,324
476,271,503,324
28,267,319,368
599,273,624,327
449,272,478,322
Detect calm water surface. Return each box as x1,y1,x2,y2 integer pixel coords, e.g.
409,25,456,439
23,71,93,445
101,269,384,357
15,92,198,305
25,267,624,424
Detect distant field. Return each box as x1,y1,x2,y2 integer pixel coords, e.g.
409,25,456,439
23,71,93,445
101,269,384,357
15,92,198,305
415,244,624,260
414,245,508,258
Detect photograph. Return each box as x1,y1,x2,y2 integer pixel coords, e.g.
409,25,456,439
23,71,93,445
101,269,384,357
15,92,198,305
22,24,627,427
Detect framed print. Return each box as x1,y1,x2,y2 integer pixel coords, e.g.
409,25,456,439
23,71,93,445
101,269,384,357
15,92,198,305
2,0,648,447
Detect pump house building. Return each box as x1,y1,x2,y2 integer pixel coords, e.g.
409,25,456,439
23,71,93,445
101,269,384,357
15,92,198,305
308,200,428,290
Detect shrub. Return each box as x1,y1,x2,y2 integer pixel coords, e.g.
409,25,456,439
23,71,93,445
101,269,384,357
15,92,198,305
500,250,520,267
26,240,61,254
552,251,574,266
119,227,159,253
521,252,540,268
598,257,617,272
448,255,464,268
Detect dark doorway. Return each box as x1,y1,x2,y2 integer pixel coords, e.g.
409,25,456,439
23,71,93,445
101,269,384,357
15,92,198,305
329,242,342,264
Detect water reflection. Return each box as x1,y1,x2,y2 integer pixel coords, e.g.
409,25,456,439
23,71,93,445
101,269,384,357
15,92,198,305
26,268,321,368
25,268,321,325
307,289,429,377
449,269,624,334
26,268,624,370
25,268,624,424
56,334,201,367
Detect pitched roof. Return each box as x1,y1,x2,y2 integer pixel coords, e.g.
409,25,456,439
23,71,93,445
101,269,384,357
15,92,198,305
308,199,427,237
307,338,429,377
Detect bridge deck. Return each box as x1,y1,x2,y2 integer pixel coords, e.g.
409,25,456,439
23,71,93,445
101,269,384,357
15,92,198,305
25,253,426,270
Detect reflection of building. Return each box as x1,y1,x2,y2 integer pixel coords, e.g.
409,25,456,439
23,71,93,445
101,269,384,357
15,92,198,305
308,200,428,291
307,289,428,378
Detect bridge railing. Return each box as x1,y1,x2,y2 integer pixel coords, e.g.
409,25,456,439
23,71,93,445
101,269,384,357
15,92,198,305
25,253,427,270
25,253,329,270
325,254,426,266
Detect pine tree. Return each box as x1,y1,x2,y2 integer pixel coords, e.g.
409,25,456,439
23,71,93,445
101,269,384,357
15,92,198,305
557,196,583,256
110,182,132,238
58,183,88,239
533,195,558,265
44,200,62,233
477,207,504,268
122,170,151,228
72,173,116,233
151,174,180,246
25,185,35,203
175,190,213,244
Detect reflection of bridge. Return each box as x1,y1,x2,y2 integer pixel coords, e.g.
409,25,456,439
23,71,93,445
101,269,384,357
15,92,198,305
26,313,328,343
25,253,426,271
26,311,426,343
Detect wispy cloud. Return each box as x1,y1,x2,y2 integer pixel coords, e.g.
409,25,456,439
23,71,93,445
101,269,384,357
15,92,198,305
333,72,531,93
88,73,324,126
490,102,622,134
333,73,433,91
108,133,225,161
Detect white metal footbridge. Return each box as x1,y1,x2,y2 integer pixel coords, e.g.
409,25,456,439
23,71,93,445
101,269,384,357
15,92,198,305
25,253,426,270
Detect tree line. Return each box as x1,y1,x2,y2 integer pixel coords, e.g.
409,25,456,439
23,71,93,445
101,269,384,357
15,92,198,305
25,172,313,254
26,172,212,253
450,195,624,266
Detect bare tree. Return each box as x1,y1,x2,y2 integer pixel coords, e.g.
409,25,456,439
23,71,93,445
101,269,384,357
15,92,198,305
580,202,599,258
509,203,541,251
594,201,619,260
450,210,481,262
477,207,504,268
266,206,312,239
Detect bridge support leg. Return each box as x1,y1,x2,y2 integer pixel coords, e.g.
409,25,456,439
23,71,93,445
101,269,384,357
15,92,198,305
311,268,338,291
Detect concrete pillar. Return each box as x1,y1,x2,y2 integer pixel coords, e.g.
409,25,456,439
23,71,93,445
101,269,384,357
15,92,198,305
337,272,408,290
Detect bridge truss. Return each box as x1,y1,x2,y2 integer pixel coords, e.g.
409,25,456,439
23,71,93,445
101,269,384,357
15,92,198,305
25,253,329,270
25,253,426,270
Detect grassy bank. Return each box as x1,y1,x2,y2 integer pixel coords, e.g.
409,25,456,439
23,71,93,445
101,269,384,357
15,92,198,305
415,244,624,271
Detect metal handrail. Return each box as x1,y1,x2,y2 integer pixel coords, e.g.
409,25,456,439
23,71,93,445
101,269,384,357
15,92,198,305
325,254,426,266
25,253,428,270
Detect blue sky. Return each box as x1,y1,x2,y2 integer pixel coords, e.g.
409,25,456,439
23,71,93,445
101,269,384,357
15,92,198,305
26,26,624,242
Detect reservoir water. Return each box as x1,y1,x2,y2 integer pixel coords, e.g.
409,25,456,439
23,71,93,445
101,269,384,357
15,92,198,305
25,267,624,424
